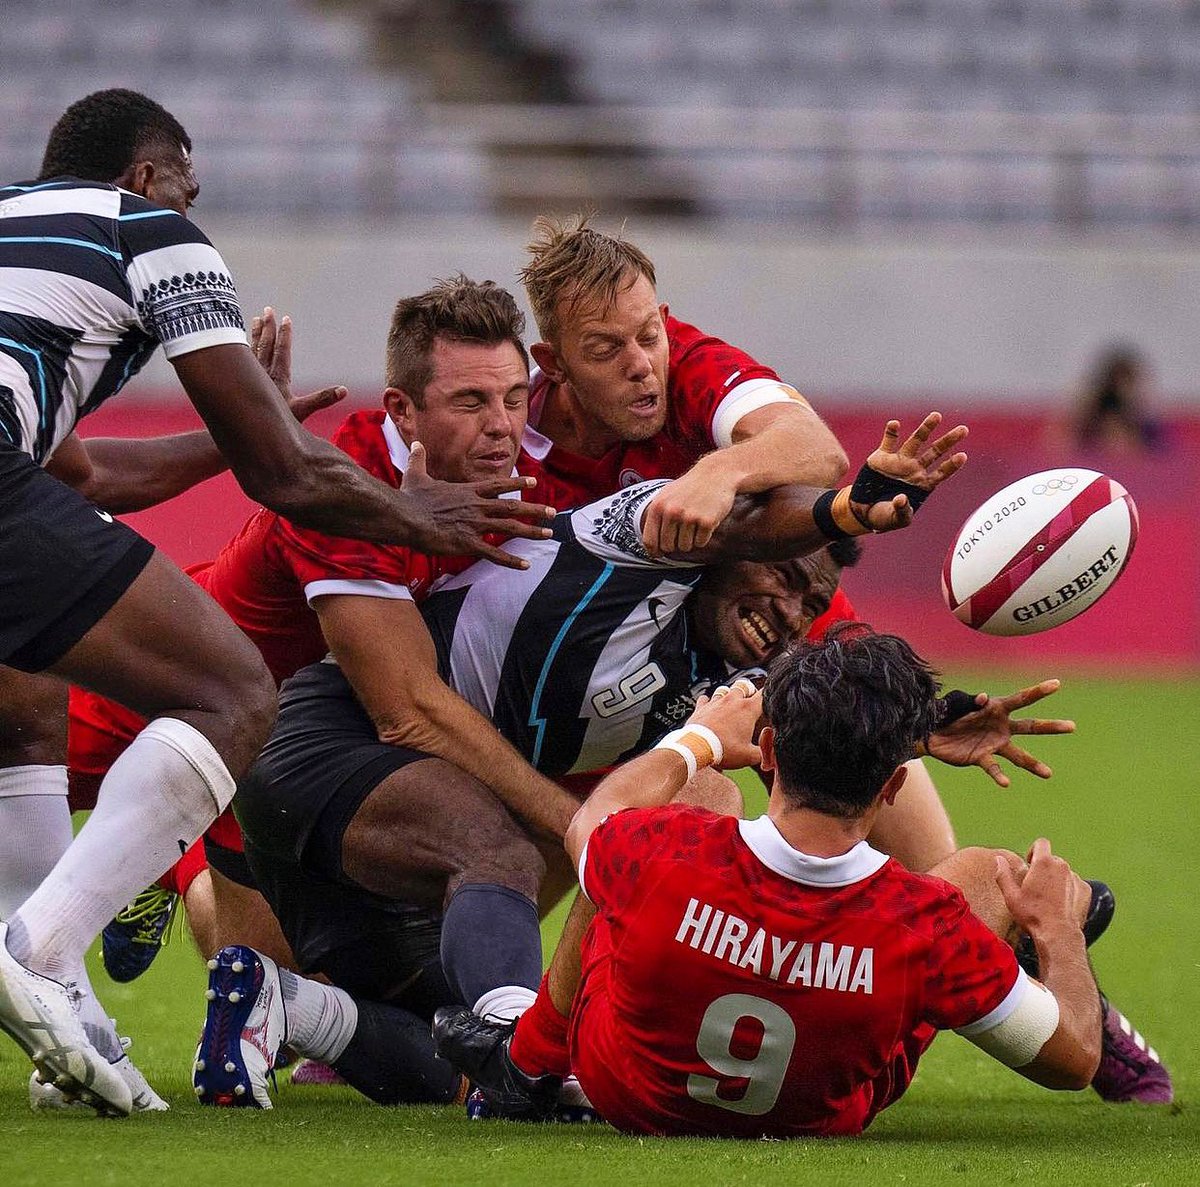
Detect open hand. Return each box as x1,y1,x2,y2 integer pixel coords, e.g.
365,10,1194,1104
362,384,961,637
925,679,1075,787
251,306,347,424
399,441,555,570
854,412,969,532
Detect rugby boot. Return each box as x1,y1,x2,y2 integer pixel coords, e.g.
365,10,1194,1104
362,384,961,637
0,920,131,1117
1016,879,1114,978
193,945,283,1109
1091,996,1173,1104
31,1044,168,1112
289,1059,345,1087
102,886,177,983
432,1007,561,1121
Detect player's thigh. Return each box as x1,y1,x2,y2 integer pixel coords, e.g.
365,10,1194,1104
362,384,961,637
342,759,546,905
671,766,744,817
47,550,274,739
0,666,67,766
207,865,297,969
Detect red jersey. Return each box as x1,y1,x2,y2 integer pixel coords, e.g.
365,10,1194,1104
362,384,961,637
573,805,1018,1139
518,315,794,509
68,409,475,792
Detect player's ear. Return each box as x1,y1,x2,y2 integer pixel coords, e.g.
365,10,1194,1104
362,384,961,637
530,341,566,383
115,160,154,199
658,302,669,324
758,726,777,773
384,386,418,432
881,765,908,805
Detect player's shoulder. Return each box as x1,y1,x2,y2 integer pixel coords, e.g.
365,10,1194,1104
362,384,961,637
807,587,857,640
873,863,976,940
329,409,396,480
595,802,734,852
114,190,215,254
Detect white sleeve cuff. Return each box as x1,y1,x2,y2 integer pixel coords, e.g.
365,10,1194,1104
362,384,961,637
304,579,414,607
710,379,808,449
577,840,592,902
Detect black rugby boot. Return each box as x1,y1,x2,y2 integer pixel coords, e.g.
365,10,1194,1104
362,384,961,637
1016,878,1115,977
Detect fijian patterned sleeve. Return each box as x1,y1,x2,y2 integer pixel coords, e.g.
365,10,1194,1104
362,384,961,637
120,204,246,358
666,318,800,451
570,481,704,570
921,886,1022,1032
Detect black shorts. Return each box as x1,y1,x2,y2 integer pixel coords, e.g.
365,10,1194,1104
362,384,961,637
0,442,154,672
203,835,257,890
244,838,454,1013
234,659,435,879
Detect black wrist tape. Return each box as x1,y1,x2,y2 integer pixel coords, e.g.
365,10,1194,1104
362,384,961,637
849,465,931,513
936,689,979,729
812,490,853,540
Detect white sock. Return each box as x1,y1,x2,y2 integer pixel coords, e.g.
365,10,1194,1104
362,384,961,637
473,985,537,1022
0,771,72,917
7,719,232,979
0,778,125,1061
278,969,358,1064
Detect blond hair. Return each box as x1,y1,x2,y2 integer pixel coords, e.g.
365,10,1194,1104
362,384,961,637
520,214,656,344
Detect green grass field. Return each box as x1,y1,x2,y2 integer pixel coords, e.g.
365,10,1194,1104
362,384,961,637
2,675,1197,1186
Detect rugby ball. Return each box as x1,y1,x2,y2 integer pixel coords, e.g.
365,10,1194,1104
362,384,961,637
942,469,1138,636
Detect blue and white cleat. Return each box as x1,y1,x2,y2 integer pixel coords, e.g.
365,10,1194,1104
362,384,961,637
0,921,131,1117
102,886,178,983
192,945,283,1109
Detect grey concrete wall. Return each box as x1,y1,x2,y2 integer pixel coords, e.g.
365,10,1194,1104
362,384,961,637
132,216,1200,408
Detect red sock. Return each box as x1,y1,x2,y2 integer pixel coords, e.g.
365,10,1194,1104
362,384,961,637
509,973,571,1078
159,838,208,898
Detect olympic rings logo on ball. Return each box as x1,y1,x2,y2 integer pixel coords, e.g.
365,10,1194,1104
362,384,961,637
1031,475,1079,496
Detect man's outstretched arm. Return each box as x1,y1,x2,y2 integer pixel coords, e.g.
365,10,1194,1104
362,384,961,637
664,412,968,565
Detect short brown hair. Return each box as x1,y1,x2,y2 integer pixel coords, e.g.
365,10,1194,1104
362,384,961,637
521,214,656,344
385,275,528,405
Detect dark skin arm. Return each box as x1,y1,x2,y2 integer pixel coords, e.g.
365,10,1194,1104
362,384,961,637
171,342,554,566
668,412,968,564
44,389,344,514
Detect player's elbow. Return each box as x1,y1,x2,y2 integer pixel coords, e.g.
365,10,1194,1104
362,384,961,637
822,437,851,485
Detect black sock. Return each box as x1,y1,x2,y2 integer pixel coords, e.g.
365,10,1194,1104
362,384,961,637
440,883,542,1007
331,999,461,1105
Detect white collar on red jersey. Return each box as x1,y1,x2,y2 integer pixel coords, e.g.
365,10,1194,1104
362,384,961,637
738,816,888,888
521,366,553,460
381,411,522,496
382,413,412,473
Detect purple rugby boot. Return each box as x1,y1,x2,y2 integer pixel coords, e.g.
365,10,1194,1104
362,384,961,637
1092,996,1173,1104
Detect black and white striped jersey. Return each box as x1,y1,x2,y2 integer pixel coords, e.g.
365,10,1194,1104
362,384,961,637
422,481,733,778
0,177,246,463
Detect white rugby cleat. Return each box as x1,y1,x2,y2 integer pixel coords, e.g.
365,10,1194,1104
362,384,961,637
0,920,131,1117
31,1051,168,1113
193,945,284,1109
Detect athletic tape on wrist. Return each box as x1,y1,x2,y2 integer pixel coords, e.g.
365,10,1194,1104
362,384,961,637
849,463,931,513
654,726,723,779
813,489,858,541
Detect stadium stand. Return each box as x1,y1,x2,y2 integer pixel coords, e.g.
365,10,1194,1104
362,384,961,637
3,0,1199,226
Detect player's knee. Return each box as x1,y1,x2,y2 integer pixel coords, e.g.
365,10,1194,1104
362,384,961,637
201,645,276,773
449,828,545,903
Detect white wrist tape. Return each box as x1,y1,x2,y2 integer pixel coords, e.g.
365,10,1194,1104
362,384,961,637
654,725,724,781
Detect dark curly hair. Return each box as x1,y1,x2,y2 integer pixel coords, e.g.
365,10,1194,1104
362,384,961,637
763,622,940,818
39,89,191,183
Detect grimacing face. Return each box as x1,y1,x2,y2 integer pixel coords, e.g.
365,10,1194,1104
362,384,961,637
389,336,529,485
690,550,843,669
546,271,670,449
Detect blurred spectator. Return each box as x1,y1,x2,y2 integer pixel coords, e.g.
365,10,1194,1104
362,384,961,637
1072,345,1165,455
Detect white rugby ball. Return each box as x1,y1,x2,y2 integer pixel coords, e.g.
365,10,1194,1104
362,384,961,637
941,469,1138,636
